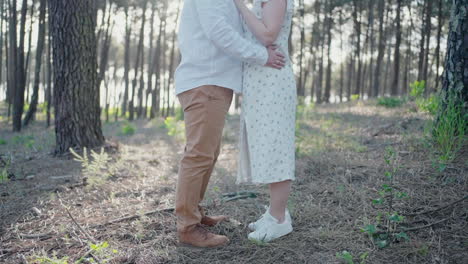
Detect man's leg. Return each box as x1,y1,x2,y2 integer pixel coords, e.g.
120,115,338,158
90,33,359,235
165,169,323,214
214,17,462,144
176,85,232,239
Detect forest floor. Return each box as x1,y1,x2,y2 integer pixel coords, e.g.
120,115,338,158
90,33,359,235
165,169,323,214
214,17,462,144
0,100,466,264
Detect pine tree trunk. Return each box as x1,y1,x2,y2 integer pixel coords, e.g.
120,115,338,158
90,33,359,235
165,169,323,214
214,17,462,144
323,4,333,103
439,0,468,113
121,4,131,117
372,0,385,98
297,0,305,97
391,0,402,96
23,0,46,126
435,0,444,91
7,0,18,128
49,0,105,154
422,0,433,89
352,0,362,96
150,18,164,118
417,0,427,81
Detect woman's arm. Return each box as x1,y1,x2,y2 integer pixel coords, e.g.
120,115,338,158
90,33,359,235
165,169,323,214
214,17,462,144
233,0,287,46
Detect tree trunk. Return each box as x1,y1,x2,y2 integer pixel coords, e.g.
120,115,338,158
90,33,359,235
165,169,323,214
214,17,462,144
372,0,385,98
434,0,444,91
7,0,18,128
352,0,362,96
422,0,433,89
417,0,427,81
438,0,467,120
11,0,27,131
121,4,131,117
297,0,305,97
150,17,164,118
130,1,147,121
390,0,402,96
23,0,46,126
323,3,333,103
146,3,156,118
49,0,105,154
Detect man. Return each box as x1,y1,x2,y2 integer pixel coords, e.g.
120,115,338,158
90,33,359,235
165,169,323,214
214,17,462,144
174,0,286,248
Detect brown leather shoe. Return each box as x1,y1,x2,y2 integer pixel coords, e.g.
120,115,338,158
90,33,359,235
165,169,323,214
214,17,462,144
201,215,228,226
179,225,229,248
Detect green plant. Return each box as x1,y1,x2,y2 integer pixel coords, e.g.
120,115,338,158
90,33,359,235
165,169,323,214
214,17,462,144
409,80,426,98
0,138,7,145
416,94,439,115
0,156,11,184
120,123,136,136
351,94,360,101
33,241,118,264
429,91,467,168
12,135,35,148
336,250,369,264
377,97,405,108
70,147,114,186
164,117,185,141
362,147,410,248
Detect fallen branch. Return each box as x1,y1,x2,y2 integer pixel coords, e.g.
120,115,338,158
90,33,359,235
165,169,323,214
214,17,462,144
375,218,450,235
57,194,97,244
19,232,53,239
90,208,174,229
404,195,468,217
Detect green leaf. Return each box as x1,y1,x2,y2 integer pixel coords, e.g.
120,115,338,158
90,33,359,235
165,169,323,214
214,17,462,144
362,224,377,235
389,213,404,223
396,232,410,241
377,240,388,248
372,198,384,205
336,250,354,264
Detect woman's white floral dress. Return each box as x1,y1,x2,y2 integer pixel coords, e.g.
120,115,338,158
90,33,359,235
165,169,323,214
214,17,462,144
237,0,296,184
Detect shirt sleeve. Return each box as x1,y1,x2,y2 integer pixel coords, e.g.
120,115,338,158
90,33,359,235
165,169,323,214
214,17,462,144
194,0,268,66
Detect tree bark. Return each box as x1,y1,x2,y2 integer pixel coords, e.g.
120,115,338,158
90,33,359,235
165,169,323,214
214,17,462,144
439,0,468,113
372,0,385,98
391,0,402,96
49,0,105,154
23,0,46,126
121,4,131,117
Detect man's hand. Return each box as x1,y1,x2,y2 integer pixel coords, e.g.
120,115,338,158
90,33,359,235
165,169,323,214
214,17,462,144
265,45,286,69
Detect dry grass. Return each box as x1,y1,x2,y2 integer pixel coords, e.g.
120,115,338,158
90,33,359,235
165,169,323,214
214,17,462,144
0,100,466,264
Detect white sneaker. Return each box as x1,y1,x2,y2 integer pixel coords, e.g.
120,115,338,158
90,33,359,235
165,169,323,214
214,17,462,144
248,210,293,242
248,206,291,231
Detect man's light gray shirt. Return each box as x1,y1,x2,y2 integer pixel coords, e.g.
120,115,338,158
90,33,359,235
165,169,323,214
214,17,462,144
175,0,269,95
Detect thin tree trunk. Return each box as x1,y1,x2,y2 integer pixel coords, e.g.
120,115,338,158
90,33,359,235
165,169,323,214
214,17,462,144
372,0,385,98
7,0,18,129
391,0,402,96
121,4,131,117
150,17,164,118
323,3,333,103
352,0,362,96
434,0,443,91
422,0,433,89
23,0,46,126
130,1,147,121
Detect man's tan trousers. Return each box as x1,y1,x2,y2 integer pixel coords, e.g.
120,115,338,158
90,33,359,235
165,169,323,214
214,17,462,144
175,85,233,232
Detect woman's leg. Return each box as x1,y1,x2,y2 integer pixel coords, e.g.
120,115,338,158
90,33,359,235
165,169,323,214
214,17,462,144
269,180,292,223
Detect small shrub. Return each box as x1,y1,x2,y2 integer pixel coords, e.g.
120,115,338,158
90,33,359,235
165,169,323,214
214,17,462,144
120,123,136,136
416,94,439,115
429,91,467,166
377,97,405,108
164,117,185,141
70,147,114,186
351,94,360,101
409,80,426,98
0,138,7,145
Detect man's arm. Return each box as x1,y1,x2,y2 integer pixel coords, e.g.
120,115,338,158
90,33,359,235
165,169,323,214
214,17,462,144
194,0,283,67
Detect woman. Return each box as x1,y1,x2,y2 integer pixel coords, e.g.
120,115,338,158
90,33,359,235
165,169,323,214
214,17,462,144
234,0,296,242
